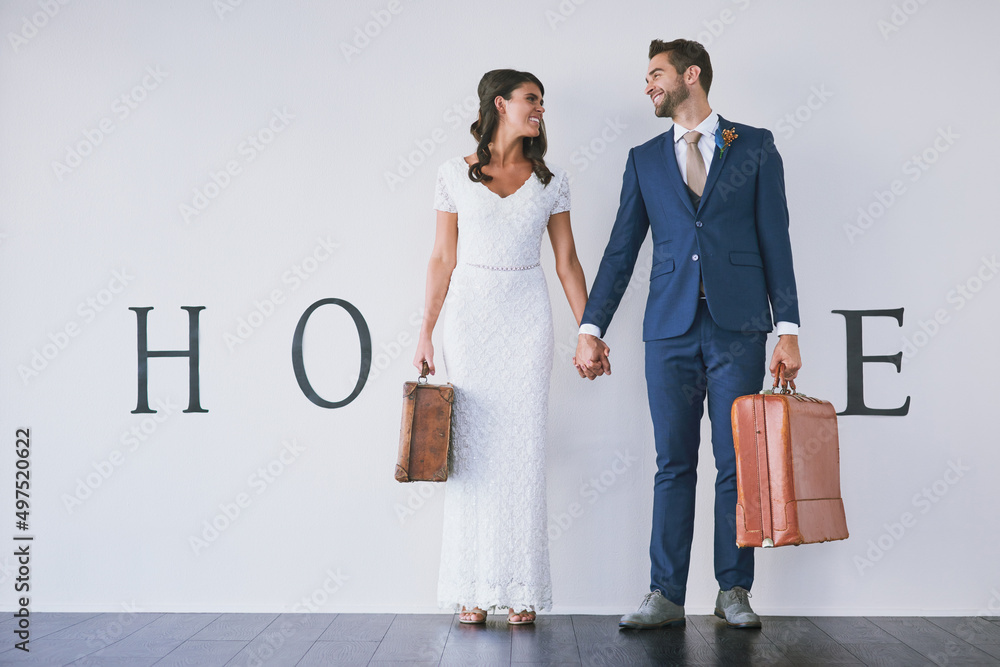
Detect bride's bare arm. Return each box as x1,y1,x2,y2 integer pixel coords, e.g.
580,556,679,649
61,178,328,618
413,210,458,374
547,211,588,326
550,211,611,379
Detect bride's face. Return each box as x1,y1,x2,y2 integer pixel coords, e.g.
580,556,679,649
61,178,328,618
497,83,544,138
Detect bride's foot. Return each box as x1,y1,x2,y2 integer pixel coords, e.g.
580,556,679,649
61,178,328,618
459,607,487,624
507,609,536,625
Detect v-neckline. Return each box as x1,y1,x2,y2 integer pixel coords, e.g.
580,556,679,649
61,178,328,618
461,157,535,200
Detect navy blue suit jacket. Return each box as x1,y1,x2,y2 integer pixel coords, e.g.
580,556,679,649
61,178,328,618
582,116,799,341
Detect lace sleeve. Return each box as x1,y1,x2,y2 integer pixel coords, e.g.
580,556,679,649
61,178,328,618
550,170,570,215
434,164,457,213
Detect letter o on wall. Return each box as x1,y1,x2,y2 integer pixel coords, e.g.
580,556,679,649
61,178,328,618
291,298,372,408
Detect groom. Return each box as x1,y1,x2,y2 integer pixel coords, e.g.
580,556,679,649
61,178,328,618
575,39,802,630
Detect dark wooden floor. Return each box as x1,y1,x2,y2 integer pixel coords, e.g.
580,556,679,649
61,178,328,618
0,612,998,666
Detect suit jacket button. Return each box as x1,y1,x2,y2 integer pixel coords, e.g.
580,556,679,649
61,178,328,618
692,254,699,261
695,221,703,227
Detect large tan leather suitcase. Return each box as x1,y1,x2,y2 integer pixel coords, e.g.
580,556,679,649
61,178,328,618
396,362,453,482
731,369,849,547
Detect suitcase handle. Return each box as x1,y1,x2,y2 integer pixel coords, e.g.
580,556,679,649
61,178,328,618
772,363,797,395
419,361,430,385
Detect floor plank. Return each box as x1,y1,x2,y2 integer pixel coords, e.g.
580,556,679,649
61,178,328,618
82,614,218,659
2,613,102,642
512,615,580,664
132,613,219,640
641,640,720,666
441,615,512,666
706,640,796,666
295,640,379,667
369,617,451,664
318,612,393,641
149,639,247,666
3,612,998,666
187,613,276,641
35,612,161,648
810,616,903,644
761,616,835,646
580,642,656,667
927,616,1000,645
869,616,1000,664
776,639,867,665
573,614,662,648
979,645,1000,660
258,613,336,642
0,638,101,665
85,634,184,659
868,616,963,645
903,640,1000,666
224,638,315,667
66,657,160,666
840,641,938,666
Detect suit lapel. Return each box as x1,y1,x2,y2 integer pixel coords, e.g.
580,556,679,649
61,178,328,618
660,127,696,217
698,114,731,211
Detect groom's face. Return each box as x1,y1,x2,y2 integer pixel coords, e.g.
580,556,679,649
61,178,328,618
645,52,689,119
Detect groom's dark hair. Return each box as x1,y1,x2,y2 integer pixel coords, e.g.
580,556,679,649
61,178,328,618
649,39,713,95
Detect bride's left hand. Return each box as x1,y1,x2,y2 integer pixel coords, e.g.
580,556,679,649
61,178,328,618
413,337,435,375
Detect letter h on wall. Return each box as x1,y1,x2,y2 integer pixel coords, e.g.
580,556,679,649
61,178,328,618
130,306,208,413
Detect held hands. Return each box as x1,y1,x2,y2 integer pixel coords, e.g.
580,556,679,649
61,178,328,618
769,334,802,382
574,334,611,380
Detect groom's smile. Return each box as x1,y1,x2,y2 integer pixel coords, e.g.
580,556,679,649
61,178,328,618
644,52,689,118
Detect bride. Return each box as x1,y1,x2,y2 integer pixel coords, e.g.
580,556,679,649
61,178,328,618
413,69,590,625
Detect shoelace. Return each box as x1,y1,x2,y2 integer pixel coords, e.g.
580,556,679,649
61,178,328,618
640,590,660,610
731,587,752,606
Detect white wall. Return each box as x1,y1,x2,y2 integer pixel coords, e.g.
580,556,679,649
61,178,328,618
1,0,998,615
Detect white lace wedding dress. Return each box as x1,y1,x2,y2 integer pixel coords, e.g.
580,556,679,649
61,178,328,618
433,155,570,612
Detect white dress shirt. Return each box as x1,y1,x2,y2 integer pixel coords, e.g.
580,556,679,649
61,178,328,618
580,111,798,339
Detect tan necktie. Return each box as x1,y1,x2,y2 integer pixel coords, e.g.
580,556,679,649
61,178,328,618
683,131,706,196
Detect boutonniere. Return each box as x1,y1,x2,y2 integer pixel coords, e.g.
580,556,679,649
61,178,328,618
716,126,738,158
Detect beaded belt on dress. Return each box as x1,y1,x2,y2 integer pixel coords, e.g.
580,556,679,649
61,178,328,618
464,262,540,271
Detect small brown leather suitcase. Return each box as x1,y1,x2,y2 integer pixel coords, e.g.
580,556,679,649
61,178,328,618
731,368,849,547
396,362,453,482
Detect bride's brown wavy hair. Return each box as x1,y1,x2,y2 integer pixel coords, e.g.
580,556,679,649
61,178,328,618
468,69,553,186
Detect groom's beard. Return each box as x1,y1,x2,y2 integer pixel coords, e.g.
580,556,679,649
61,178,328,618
654,84,689,118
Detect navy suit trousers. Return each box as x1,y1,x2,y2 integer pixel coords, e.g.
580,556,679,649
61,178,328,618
644,299,766,605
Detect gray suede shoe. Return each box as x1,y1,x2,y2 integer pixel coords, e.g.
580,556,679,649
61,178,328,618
619,590,685,629
714,586,762,628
